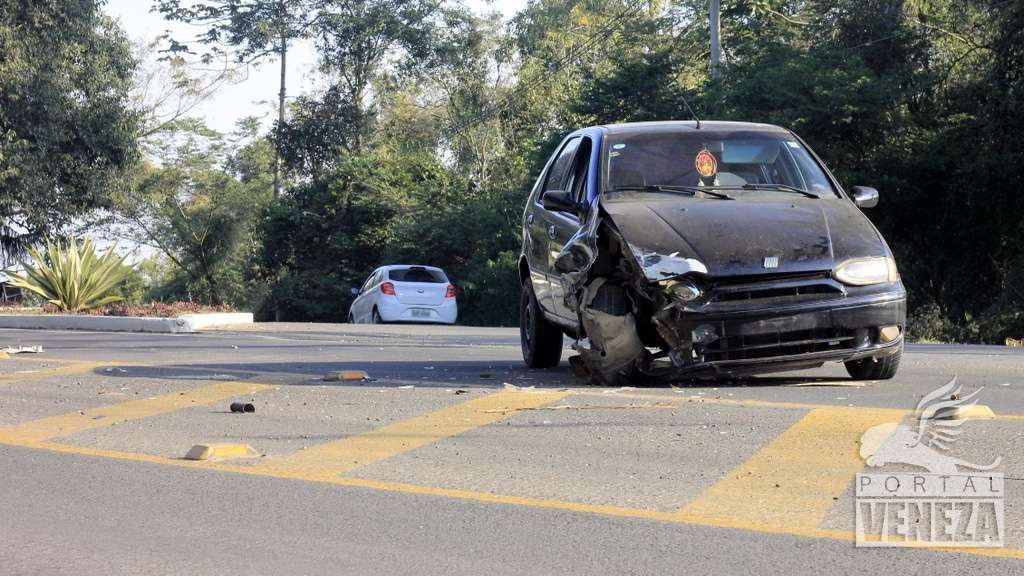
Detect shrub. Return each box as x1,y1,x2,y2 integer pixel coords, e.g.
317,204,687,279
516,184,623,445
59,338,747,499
6,238,133,313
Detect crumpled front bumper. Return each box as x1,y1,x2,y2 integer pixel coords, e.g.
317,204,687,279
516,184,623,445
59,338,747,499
650,289,906,377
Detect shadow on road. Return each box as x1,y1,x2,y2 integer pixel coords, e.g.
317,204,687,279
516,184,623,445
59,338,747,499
91,361,858,389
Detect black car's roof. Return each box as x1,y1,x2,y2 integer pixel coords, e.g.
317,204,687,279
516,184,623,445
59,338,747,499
598,120,790,135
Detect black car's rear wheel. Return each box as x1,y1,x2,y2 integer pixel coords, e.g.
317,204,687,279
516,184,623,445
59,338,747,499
520,280,563,368
845,343,902,380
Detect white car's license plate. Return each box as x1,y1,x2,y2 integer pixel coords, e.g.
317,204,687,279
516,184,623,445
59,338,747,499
411,309,431,318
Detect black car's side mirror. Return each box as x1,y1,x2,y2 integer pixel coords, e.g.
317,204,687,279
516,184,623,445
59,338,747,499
850,186,879,208
542,190,577,213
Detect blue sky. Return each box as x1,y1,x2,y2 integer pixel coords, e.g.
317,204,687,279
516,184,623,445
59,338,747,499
104,0,527,134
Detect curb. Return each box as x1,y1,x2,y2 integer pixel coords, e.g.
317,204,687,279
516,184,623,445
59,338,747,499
0,313,253,334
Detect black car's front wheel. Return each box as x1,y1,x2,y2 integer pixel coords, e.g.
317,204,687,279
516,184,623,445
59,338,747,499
520,280,563,368
845,343,902,380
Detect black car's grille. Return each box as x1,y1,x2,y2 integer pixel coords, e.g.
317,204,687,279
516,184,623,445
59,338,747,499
701,328,856,362
710,273,843,305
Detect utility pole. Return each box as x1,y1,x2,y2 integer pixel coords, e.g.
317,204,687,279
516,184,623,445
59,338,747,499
710,0,721,81
273,0,288,200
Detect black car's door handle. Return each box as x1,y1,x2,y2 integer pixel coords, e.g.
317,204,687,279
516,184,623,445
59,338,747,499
547,225,557,239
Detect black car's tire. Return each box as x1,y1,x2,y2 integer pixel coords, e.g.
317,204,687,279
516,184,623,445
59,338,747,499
845,343,902,380
371,308,383,324
520,280,563,368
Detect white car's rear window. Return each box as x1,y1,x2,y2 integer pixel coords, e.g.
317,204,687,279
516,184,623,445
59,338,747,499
388,267,447,283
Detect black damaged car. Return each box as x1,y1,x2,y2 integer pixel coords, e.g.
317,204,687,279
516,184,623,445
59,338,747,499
518,121,906,384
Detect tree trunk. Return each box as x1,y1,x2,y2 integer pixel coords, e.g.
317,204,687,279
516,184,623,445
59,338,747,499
198,252,224,306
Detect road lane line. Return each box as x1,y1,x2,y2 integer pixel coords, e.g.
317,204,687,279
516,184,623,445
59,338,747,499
573,390,838,411
676,406,907,531
258,389,570,479
0,381,274,443
574,390,1024,421
1,439,1021,561
0,361,114,385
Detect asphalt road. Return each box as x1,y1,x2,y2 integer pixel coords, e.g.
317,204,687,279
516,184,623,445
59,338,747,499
1,323,1022,575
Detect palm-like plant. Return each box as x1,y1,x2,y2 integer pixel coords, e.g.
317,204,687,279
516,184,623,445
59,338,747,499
7,238,133,313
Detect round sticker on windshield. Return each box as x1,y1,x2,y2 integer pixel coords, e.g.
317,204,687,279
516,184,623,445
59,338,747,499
695,150,717,179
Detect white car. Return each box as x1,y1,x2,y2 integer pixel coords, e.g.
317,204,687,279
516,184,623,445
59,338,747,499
348,265,458,324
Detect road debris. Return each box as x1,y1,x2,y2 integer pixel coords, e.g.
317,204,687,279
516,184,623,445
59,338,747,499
568,355,588,378
230,402,255,413
787,380,868,388
2,345,43,354
324,370,370,382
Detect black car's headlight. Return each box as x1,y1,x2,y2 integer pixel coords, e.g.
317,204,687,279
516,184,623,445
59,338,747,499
833,257,899,286
663,278,703,303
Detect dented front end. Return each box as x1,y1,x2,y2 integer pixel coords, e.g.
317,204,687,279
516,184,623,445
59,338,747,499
557,199,906,384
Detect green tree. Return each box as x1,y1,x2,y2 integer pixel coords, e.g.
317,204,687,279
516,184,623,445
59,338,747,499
115,119,272,306
277,0,474,171
155,0,320,197
0,0,139,268
256,152,418,320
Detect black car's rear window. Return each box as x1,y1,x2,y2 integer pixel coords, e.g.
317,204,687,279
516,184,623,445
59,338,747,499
388,267,447,283
605,129,838,196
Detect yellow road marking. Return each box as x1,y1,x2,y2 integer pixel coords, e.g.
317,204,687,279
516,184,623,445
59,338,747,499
0,360,114,385
0,381,273,443
258,389,569,479
574,390,1024,421
0,373,1019,559
676,406,907,531
184,443,258,461
0,438,1019,561
995,413,1024,420
574,390,836,412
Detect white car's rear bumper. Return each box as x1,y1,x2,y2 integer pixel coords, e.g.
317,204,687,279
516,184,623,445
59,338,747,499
377,297,457,324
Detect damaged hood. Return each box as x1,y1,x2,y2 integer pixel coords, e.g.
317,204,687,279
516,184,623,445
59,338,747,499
601,194,888,280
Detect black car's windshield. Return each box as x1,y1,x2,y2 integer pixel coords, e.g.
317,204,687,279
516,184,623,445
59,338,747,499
604,128,838,198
